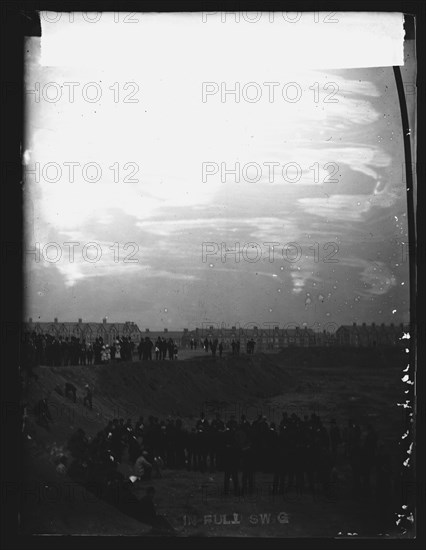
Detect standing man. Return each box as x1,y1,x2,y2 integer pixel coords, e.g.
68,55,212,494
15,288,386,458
138,339,144,361
155,338,161,360
34,396,52,430
145,337,153,360
167,339,174,360
161,338,167,360
83,384,93,410
65,382,77,403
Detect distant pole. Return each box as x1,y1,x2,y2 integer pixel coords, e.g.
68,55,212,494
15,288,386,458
393,66,416,339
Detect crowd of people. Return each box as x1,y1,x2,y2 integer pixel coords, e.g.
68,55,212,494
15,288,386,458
200,338,254,357
139,337,179,361
22,332,135,367
22,330,403,530
33,395,395,511
21,331,255,375
21,331,184,369
22,328,266,375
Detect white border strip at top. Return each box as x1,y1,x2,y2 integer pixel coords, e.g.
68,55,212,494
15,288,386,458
39,12,405,69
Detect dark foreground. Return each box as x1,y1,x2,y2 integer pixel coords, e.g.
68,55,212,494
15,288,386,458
20,348,414,537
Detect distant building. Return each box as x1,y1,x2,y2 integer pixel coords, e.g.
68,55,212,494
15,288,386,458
314,329,337,347
184,325,317,351
335,322,408,347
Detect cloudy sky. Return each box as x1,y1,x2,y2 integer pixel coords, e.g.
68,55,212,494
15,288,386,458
24,12,414,331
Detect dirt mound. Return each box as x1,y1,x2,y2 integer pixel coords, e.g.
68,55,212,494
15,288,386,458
20,438,150,535
24,353,293,453
20,351,409,536
20,354,294,534
270,346,407,369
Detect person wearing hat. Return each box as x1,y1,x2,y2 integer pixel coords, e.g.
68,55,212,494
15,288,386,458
134,450,153,480
116,340,122,360
155,337,161,360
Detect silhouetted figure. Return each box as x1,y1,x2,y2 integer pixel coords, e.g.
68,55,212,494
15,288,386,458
134,452,153,480
83,384,93,410
146,337,154,360
87,345,93,365
155,341,160,360
211,339,218,357
65,382,77,403
138,340,144,361
168,339,174,360
247,338,255,354
161,338,167,360
34,397,52,430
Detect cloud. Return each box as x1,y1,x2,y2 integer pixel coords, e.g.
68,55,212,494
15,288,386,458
55,258,145,288
136,216,300,239
298,194,373,221
359,262,397,296
25,34,410,328
288,261,322,295
338,257,397,296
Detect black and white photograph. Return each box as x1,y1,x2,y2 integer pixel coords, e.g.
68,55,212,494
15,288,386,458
2,6,421,543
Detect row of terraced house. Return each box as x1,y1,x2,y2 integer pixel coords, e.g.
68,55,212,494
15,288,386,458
24,318,409,350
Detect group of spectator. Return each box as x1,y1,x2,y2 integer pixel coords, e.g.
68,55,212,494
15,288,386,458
63,420,172,531
22,332,183,371
34,395,394,506
201,338,254,358
197,339,254,357
138,337,178,361
189,339,199,350
203,338,223,357
22,331,135,369
22,331,260,374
